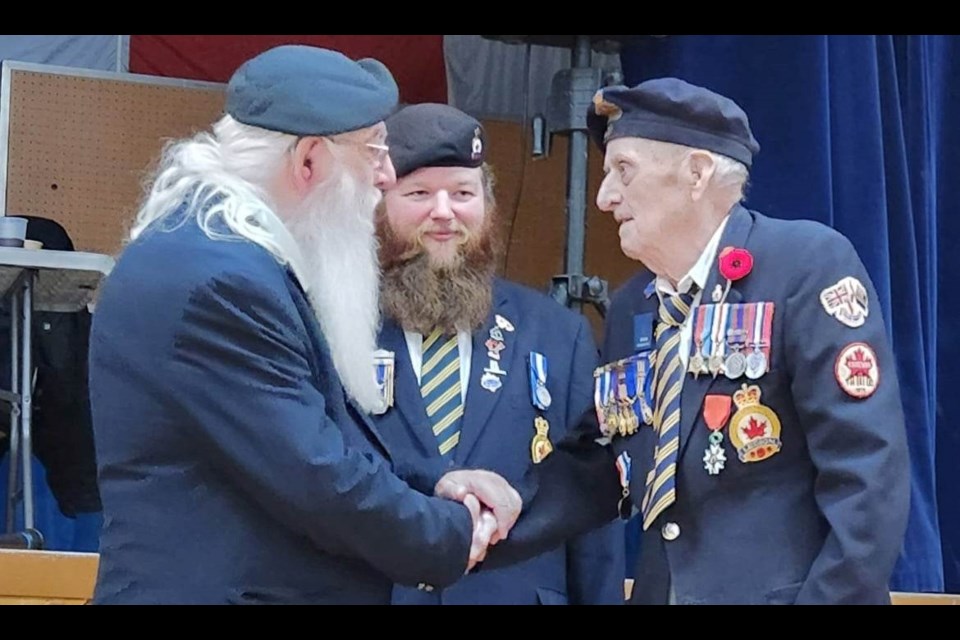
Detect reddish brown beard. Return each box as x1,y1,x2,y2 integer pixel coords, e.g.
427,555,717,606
378,213,499,335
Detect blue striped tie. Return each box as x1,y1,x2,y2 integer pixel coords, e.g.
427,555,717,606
420,328,463,459
641,286,699,530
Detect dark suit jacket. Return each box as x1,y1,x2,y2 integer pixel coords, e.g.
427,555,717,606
374,279,625,604
88,212,473,604
482,205,910,605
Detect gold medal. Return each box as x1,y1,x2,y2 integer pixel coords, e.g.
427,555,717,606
604,402,621,436
617,373,639,436
619,401,639,436
530,416,554,464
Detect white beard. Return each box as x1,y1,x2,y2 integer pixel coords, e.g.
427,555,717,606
284,166,384,414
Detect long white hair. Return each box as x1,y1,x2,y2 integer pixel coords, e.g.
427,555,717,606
132,115,315,288
131,114,384,413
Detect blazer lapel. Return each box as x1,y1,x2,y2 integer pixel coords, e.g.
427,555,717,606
455,287,519,464
677,205,754,462
377,318,443,457
286,277,393,457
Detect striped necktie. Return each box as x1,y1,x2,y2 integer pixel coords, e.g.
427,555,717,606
640,285,699,530
420,328,464,459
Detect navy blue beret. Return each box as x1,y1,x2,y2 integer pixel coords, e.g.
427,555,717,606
586,77,760,168
385,103,486,179
225,45,399,137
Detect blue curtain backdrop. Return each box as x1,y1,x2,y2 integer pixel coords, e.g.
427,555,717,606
618,34,956,593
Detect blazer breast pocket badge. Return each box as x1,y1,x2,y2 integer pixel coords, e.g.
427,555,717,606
728,383,782,463
372,349,395,415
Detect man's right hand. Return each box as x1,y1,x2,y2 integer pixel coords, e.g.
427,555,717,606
435,469,522,541
462,494,498,572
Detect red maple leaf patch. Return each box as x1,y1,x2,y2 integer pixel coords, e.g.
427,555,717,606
846,348,873,377
742,416,767,439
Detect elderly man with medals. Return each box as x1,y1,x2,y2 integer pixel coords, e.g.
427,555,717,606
456,77,910,605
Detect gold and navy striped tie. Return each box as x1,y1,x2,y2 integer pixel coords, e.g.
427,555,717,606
421,328,463,459
641,286,699,530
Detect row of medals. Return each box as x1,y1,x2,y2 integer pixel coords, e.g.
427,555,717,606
689,337,769,381
602,360,651,439
690,301,773,381
601,339,770,438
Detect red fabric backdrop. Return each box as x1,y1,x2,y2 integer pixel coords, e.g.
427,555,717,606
129,35,447,104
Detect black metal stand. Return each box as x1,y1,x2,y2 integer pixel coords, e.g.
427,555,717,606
0,527,44,549
483,35,636,317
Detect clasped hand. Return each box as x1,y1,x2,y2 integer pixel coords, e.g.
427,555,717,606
434,469,522,572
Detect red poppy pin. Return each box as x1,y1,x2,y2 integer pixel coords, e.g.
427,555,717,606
713,246,753,305
718,246,754,282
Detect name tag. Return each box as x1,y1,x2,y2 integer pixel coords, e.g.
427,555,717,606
633,313,654,352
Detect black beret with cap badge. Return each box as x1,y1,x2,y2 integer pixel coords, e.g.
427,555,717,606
586,77,760,167
385,103,486,179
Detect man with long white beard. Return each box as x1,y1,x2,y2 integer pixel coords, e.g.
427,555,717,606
87,45,518,605
372,103,625,604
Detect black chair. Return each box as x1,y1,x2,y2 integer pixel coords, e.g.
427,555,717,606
0,216,102,533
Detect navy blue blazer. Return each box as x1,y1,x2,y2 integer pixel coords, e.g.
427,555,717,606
88,214,473,604
374,279,625,604
482,206,910,605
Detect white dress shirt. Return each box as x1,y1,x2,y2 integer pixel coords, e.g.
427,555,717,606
653,215,730,370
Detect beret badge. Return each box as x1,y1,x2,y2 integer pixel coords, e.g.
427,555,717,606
593,90,623,142
471,127,483,161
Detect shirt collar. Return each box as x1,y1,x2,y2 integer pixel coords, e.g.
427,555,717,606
651,215,730,299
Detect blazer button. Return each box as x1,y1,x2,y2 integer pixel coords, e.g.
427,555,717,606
417,583,435,592
661,522,681,541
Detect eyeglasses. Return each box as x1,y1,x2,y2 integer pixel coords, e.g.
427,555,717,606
364,142,390,165
325,136,391,169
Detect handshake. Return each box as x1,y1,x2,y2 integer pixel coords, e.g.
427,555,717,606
434,470,523,573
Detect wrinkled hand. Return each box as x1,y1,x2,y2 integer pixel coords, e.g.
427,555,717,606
435,469,522,542
462,494,498,572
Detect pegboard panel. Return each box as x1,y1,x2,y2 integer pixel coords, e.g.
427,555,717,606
2,65,225,257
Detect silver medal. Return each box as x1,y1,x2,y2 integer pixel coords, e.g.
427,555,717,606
708,353,725,378
688,353,704,377
724,350,747,380
703,442,727,475
481,372,503,392
535,383,552,409
745,349,767,379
